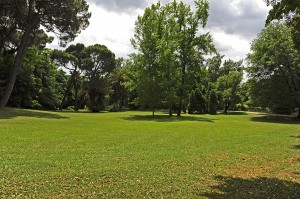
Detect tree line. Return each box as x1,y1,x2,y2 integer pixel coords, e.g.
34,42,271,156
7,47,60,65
0,0,300,118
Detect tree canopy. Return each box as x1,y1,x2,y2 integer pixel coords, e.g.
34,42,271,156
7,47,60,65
247,22,300,117
265,0,300,51
0,0,91,108
131,0,215,116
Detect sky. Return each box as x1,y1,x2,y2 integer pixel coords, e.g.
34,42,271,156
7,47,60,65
47,0,271,61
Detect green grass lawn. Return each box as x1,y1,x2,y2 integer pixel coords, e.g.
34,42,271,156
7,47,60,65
0,108,299,198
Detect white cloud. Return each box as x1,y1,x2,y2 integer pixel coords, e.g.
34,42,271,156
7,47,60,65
87,0,147,13
72,4,137,57
46,0,271,61
48,3,142,58
212,31,250,61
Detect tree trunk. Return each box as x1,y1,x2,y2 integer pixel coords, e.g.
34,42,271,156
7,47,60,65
74,80,79,111
118,86,124,111
224,105,228,114
168,104,173,116
297,102,300,119
60,76,74,110
284,65,300,119
224,100,229,114
294,93,300,119
119,94,124,111
152,108,155,116
0,34,4,55
0,20,37,108
177,63,186,117
177,94,182,117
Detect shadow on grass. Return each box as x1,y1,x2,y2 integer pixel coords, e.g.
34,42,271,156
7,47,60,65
60,109,109,114
292,145,300,150
122,115,215,123
290,135,300,138
250,115,300,125
202,176,300,199
0,108,68,120
226,111,248,115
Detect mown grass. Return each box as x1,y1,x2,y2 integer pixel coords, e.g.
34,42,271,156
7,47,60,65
0,108,299,198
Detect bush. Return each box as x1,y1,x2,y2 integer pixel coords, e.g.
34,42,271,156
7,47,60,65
271,106,292,115
31,100,42,110
188,88,206,114
109,103,120,112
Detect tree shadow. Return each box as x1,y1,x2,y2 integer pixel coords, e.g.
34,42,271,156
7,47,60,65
290,136,300,151
60,110,108,114
201,176,300,199
0,108,69,120
290,135,300,138
292,145,300,150
121,115,215,123
226,111,248,115
250,115,300,125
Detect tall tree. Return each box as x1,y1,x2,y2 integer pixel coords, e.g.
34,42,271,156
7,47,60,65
158,3,181,116
52,43,86,111
82,44,115,112
121,54,141,110
109,58,128,111
168,0,214,116
247,22,300,117
131,0,214,116
216,71,243,114
0,0,91,108
131,2,165,116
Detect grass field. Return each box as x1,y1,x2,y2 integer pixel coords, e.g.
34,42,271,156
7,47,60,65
0,108,299,198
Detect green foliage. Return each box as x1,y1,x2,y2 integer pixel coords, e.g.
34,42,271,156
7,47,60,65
86,77,107,112
82,44,116,112
1,0,91,45
131,3,166,115
215,61,243,113
169,0,214,116
109,60,128,111
237,82,251,111
247,77,295,114
247,22,300,115
51,44,86,111
0,0,91,108
265,0,300,64
131,0,214,116
121,55,140,110
220,59,243,76
207,53,224,83
188,88,206,114
5,46,67,110
188,90,196,114
51,43,117,112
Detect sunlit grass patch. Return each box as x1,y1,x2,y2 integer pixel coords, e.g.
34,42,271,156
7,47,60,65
0,108,299,198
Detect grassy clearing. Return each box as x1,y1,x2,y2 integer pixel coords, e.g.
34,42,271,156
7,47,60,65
0,108,299,198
